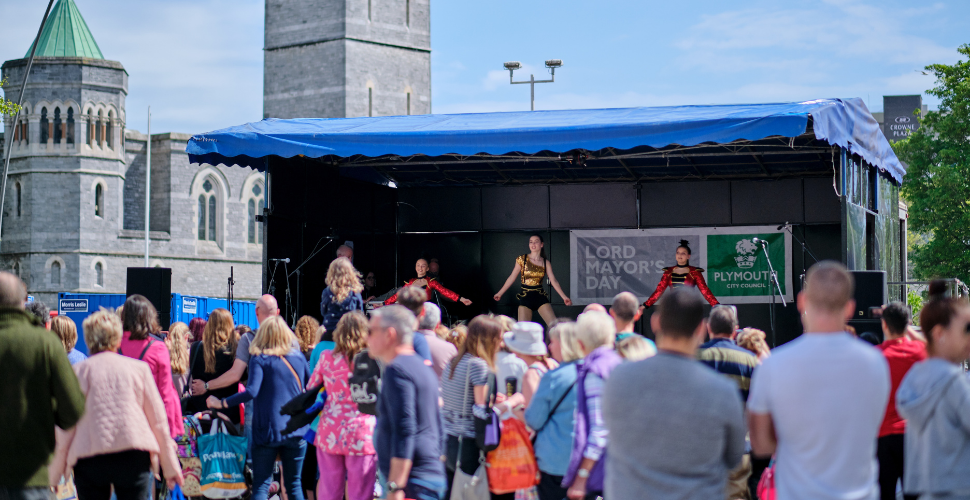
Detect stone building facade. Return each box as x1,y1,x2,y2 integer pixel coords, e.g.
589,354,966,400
0,0,263,305
264,0,431,118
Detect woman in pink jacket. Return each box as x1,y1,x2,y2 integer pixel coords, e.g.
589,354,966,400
118,294,183,438
306,311,376,500
50,309,182,500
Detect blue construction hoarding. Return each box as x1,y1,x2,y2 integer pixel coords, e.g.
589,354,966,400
59,293,258,354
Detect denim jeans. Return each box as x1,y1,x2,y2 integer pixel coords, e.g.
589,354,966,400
251,437,307,500
404,478,447,500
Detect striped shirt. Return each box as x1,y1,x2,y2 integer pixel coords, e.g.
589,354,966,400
440,354,490,438
697,337,759,403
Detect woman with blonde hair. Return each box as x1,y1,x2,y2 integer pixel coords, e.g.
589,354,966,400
440,316,506,499
51,310,183,500
319,257,364,342
187,309,241,422
166,322,191,397
736,327,770,362
616,335,657,362
306,311,375,500
208,316,310,500
524,320,583,500
51,315,87,365
294,315,320,361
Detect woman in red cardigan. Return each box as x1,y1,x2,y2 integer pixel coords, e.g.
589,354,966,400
384,258,473,306
642,240,719,308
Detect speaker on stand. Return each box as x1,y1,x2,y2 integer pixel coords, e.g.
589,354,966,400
126,267,172,331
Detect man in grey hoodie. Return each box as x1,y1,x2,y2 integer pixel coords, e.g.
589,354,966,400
896,284,970,499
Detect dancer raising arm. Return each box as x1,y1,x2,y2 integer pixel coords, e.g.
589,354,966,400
384,258,472,307
494,234,572,324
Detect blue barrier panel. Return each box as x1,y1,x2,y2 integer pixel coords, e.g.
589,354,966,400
59,293,259,354
171,294,258,331
57,293,127,354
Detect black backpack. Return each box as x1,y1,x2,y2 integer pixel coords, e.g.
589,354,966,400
348,349,383,416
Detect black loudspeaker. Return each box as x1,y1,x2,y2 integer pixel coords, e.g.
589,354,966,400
126,268,172,330
850,271,887,321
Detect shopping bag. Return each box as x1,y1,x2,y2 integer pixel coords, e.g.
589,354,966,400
198,421,248,499
485,418,540,494
757,460,776,500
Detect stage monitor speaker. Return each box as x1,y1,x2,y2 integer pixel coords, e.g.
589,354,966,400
126,267,172,331
850,270,887,321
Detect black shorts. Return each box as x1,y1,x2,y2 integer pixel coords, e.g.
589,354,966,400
517,284,550,311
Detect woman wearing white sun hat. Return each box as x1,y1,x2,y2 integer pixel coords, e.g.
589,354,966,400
496,321,559,415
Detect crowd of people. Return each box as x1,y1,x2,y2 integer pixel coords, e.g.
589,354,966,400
3,258,970,500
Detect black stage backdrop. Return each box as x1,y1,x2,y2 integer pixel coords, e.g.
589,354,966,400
265,157,843,346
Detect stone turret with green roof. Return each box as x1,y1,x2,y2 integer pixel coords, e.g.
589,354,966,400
1,0,128,302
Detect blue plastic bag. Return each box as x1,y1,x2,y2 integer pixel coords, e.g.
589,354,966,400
197,421,248,499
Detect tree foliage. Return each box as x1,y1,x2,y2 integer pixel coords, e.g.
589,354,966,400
895,44,970,282
0,78,22,117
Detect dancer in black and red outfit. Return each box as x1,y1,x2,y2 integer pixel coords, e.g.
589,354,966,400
384,258,473,306
642,240,719,308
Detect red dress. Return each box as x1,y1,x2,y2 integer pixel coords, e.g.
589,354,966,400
643,266,719,307
383,276,460,305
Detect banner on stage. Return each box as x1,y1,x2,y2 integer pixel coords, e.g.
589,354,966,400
569,226,792,305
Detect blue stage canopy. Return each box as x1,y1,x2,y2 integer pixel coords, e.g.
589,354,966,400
187,97,905,183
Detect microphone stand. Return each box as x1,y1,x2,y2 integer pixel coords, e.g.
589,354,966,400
781,223,820,284
759,240,786,348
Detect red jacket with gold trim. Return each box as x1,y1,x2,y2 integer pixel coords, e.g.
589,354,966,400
383,277,461,305
643,266,719,307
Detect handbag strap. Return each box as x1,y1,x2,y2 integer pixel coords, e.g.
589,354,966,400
279,355,303,389
455,355,472,470
138,339,156,361
534,381,575,434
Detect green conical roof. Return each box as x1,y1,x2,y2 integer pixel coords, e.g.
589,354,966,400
24,0,103,59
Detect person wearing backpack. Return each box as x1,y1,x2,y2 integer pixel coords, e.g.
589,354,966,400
208,316,310,500
306,311,377,500
896,281,970,499
118,294,183,439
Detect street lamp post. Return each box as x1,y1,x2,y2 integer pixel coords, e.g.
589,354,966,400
504,59,563,111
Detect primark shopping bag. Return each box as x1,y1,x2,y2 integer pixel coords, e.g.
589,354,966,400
198,421,248,499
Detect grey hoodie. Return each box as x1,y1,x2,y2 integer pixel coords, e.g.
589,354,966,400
896,358,970,496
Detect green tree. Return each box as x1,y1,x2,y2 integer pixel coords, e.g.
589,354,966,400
895,44,970,282
0,78,21,117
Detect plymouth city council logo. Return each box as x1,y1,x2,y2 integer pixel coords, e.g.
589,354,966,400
734,239,758,269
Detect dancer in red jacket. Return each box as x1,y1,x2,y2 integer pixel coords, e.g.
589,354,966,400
384,258,472,306
643,240,719,308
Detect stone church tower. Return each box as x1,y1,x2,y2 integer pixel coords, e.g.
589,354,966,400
1,0,264,305
263,0,431,118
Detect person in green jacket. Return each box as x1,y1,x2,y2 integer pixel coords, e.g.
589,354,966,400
0,272,85,498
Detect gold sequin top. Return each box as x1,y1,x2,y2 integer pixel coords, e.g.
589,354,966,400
516,254,546,286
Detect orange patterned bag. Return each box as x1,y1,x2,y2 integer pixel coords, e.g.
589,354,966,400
485,418,540,494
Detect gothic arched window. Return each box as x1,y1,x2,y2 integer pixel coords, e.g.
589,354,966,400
51,261,61,286
40,108,49,142
66,108,75,144
95,110,103,145
95,184,104,218
105,111,113,149
197,177,220,243
87,110,94,146
94,262,104,287
247,182,265,244
53,107,62,143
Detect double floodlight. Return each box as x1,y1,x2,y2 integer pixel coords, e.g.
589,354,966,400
545,59,563,69
503,61,522,71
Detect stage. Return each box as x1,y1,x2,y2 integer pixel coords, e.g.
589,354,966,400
187,99,906,346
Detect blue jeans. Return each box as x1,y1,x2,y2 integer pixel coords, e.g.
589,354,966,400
251,437,307,500
404,478,446,500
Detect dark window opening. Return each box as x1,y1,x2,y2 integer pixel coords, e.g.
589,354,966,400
53,107,62,143
197,195,206,240
95,262,103,287
66,108,75,144
248,199,256,244
207,195,216,241
51,262,61,286
95,184,104,218
40,108,49,143
15,182,21,217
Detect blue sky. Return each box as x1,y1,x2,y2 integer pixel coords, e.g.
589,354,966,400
1,0,968,135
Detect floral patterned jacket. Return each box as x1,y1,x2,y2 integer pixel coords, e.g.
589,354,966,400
307,350,376,455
